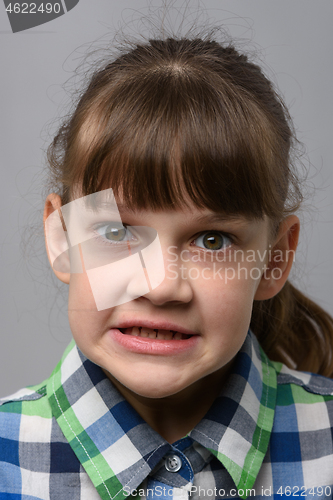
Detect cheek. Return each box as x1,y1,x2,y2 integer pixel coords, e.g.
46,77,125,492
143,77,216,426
197,260,261,298
67,273,110,347
196,264,260,330
68,272,96,312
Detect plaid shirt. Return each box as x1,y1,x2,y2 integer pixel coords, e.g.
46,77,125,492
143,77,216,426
1,331,333,500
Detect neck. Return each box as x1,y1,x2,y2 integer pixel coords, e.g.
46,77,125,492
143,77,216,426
105,362,233,443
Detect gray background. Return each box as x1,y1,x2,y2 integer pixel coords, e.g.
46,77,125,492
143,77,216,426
1,0,332,397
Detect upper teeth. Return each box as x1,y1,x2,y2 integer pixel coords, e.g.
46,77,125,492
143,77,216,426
123,326,183,340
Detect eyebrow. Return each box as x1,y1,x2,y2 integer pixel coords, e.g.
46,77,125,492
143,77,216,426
194,213,250,225
84,201,129,213
88,199,255,226
115,203,252,226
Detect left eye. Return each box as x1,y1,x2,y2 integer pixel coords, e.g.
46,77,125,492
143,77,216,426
95,223,132,243
194,232,232,251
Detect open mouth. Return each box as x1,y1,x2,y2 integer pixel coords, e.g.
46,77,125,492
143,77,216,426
118,326,193,340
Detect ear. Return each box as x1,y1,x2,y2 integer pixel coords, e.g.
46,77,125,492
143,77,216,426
43,193,70,284
254,215,300,301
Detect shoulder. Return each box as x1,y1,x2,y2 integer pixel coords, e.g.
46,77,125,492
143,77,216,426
0,380,49,408
0,381,52,445
0,381,47,406
269,361,333,433
263,362,333,487
271,361,333,397
0,340,77,421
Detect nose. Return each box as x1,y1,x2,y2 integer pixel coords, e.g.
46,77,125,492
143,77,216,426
127,245,194,306
144,254,194,306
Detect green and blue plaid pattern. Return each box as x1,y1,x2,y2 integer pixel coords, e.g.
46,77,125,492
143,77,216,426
1,330,333,499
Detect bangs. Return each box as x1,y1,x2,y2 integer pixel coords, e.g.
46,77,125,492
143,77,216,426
63,50,291,220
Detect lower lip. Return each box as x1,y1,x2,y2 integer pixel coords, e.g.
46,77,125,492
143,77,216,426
109,328,199,355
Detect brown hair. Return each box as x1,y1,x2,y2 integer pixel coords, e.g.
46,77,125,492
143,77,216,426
47,36,333,376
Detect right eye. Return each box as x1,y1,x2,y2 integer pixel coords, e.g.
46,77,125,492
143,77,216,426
95,223,132,243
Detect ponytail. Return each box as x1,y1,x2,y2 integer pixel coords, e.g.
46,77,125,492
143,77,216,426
251,281,333,377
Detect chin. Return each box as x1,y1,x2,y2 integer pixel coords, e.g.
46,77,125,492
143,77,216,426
109,370,191,399
128,383,183,399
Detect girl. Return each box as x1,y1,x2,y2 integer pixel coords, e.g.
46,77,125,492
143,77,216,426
1,34,333,500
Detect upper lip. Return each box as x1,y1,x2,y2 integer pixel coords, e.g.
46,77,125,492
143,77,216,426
113,319,199,337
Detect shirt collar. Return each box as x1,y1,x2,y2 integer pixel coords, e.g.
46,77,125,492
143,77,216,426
47,331,277,500
189,330,277,494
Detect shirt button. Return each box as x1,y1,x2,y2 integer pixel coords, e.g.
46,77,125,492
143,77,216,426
165,454,182,472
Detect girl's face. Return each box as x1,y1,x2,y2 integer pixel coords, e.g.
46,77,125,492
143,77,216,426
59,195,278,400
45,191,298,400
